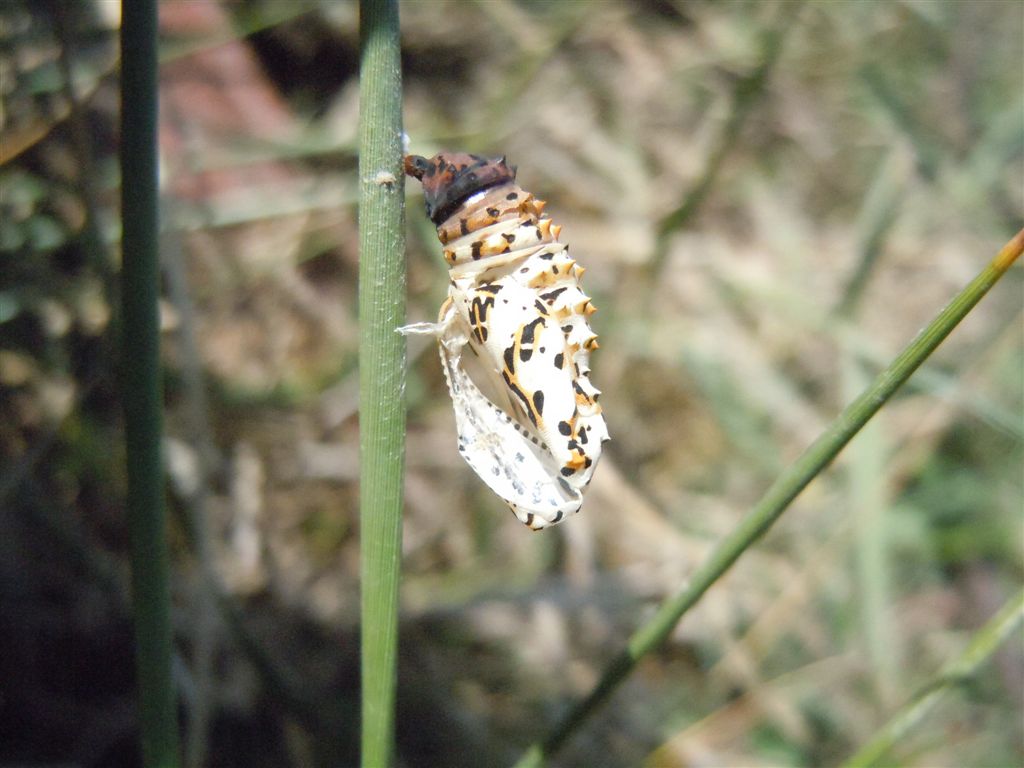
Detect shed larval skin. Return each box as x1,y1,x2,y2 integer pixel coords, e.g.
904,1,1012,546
402,152,609,530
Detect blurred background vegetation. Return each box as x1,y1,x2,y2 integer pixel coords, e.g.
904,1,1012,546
1,1,1021,766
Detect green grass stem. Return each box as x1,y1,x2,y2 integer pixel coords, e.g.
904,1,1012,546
842,158,903,704
650,1,801,274
120,1,179,765
515,229,1024,766
845,354,898,704
357,1,406,766
842,587,1024,768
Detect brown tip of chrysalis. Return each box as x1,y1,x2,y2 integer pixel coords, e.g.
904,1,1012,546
404,154,431,180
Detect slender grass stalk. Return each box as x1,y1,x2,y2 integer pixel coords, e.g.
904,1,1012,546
842,587,1024,768
842,155,903,705
835,150,904,317
845,356,898,705
860,64,942,182
358,1,406,766
650,1,802,274
120,1,179,766
160,217,218,768
515,229,1024,767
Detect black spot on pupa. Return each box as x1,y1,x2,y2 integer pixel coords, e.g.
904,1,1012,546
503,346,515,371
521,317,543,345
502,232,516,243
558,420,572,436
460,218,469,235
471,241,483,259
532,390,544,416
486,207,500,217
540,287,568,304
553,353,564,369
560,466,576,476
506,192,518,200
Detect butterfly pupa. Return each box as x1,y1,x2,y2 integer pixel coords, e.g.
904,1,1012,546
401,152,608,530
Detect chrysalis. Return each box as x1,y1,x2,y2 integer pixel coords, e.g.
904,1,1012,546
401,152,608,529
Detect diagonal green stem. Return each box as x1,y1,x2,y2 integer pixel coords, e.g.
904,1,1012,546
515,229,1024,767
358,1,406,766
120,0,179,765
842,587,1024,768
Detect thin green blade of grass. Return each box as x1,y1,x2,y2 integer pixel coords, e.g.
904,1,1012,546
842,154,903,706
841,587,1024,768
120,0,179,765
845,354,898,705
357,1,406,766
834,149,905,318
649,1,802,275
157,2,319,64
515,228,1024,767
860,63,943,183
